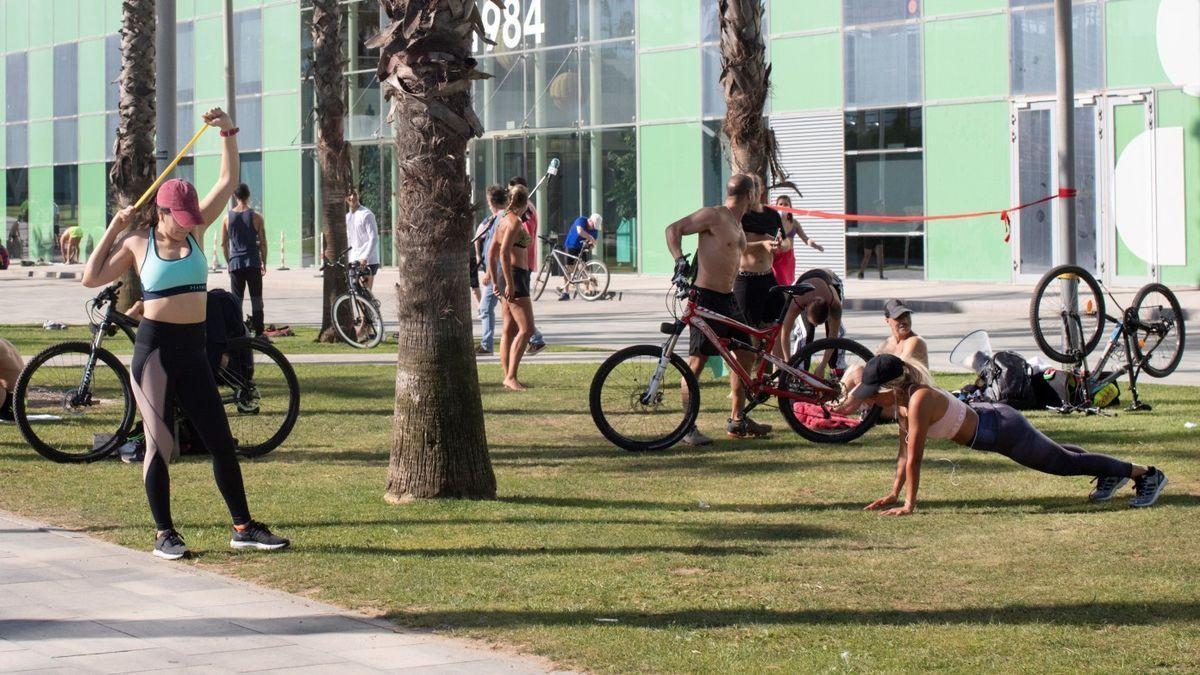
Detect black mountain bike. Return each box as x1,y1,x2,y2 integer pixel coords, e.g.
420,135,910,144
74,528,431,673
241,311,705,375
13,282,301,462
321,247,384,349
1029,264,1185,411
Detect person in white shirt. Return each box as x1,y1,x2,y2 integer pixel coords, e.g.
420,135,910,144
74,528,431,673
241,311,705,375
345,188,380,290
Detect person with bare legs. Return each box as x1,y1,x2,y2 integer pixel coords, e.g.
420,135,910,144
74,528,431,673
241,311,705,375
0,338,23,423
490,184,537,391
665,174,773,445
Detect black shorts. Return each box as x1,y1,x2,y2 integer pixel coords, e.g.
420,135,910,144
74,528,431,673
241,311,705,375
689,287,750,357
498,267,531,300
733,270,783,327
362,263,380,276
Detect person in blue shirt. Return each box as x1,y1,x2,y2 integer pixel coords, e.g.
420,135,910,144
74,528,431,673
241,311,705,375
558,213,602,300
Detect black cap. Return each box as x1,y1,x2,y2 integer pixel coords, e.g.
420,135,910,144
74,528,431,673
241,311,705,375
849,354,905,400
884,299,913,319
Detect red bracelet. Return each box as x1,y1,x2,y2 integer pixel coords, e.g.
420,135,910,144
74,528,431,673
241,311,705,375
220,127,240,137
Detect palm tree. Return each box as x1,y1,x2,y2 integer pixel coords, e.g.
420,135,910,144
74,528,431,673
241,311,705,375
370,0,498,501
311,0,354,343
718,0,791,188
108,0,156,312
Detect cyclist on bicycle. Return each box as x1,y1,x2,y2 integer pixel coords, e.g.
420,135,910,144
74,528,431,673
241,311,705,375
558,213,602,300
665,173,777,445
80,108,289,560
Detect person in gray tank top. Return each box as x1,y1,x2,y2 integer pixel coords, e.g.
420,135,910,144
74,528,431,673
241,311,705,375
220,183,267,335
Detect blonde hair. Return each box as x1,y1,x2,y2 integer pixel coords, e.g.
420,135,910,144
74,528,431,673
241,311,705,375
878,358,933,394
506,184,529,213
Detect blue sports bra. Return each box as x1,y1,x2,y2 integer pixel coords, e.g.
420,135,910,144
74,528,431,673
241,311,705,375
140,228,208,300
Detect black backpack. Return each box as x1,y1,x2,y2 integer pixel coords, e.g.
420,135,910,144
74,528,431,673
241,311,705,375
976,351,1039,409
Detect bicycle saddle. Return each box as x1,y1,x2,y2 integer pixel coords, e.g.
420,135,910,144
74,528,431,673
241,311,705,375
768,282,816,297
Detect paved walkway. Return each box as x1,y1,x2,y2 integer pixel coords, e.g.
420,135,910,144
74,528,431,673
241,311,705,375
0,511,559,674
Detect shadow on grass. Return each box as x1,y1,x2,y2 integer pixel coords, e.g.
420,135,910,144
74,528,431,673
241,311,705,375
303,543,779,557
384,600,1200,629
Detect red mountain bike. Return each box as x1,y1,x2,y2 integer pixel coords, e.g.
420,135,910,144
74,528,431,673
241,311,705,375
589,264,881,451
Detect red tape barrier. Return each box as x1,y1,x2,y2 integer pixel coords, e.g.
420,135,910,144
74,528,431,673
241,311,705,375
767,188,1077,243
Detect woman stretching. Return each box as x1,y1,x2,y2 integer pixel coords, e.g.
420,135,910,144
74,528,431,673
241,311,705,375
82,108,288,559
488,184,536,391
840,354,1167,515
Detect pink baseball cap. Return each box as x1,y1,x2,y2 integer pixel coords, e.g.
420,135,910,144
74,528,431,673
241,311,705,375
155,179,204,228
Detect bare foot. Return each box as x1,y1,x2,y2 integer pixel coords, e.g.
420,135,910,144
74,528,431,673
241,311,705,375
503,378,529,391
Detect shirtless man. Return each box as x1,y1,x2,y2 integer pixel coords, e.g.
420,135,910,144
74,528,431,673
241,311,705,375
735,174,786,329
665,174,778,445
876,299,928,367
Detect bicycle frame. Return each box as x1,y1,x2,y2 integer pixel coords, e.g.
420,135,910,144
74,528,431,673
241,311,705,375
645,292,837,408
1073,308,1165,411
548,247,589,284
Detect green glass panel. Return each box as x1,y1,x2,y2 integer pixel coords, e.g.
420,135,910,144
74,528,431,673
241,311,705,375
924,13,1007,100
639,123,702,273
924,102,1011,281
193,154,221,197
0,51,5,125
639,0,700,48
78,0,106,39
175,0,196,20
1112,103,1149,277
29,120,53,166
77,162,108,256
27,166,53,258
77,114,107,163
262,150,301,267
638,49,700,121
194,0,223,16
261,93,299,149
924,0,1005,16
770,0,840,34
29,2,54,47
1106,0,1170,89
78,39,107,114
54,0,80,43
6,0,29,52
262,3,300,93
193,17,225,100
1157,90,1200,284
769,33,842,111
105,0,123,34
28,49,54,119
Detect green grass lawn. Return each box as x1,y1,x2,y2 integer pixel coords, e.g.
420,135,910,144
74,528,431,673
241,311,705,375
1,324,602,356
1,363,1197,672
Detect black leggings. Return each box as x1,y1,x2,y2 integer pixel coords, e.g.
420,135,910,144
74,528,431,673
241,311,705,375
131,319,251,532
230,268,264,335
969,403,1132,478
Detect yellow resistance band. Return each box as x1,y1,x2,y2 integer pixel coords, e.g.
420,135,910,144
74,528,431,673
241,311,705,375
133,125,210,209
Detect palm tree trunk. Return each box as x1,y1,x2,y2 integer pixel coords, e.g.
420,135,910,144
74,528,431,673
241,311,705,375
373,0,497,501
108,0,156,312
719,0,793,191
311,0,353,343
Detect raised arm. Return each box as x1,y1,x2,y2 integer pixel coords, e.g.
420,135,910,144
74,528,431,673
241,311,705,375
81,207,138,288
197,108,239,230
664,207,715,261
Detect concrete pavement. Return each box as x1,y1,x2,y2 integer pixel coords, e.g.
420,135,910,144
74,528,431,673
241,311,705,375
0,511,560,674
2,265,1198,384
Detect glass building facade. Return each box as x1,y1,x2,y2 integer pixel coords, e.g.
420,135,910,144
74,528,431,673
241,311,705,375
2,0,1198,287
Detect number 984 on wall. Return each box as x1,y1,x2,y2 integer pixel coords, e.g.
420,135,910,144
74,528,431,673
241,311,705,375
472,0,546,52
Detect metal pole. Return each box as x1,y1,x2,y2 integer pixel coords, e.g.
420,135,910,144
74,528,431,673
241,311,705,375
154,0,176,172
1053,0,1076,267
222,0,236,121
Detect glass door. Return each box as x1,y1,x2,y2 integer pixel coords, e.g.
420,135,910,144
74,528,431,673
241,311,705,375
1105,95,1155,286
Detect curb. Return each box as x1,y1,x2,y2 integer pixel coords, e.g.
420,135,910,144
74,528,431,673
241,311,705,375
842,298,962,314
0,268,81,280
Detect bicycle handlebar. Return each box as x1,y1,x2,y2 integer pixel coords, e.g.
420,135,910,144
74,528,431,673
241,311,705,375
94,281,123,305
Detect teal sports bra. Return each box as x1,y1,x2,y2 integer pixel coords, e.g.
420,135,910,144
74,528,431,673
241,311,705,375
140,228,208,300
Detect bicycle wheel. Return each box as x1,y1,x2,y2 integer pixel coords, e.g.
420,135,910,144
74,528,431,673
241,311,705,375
332,294,384,349
1030,264,1106,364
590,344,700,452
216,338,301,457
777,337,881,444
14,342,135,463
533,261,553,301
576,260,610,302
1131,283,1185,378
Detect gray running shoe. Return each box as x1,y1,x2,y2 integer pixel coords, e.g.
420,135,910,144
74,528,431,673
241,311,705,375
727,416,772,439
1088,475,1129,502
154,530,189,560
681,426,712,446
230,520,290,551
1131,468,1167,508
526,341,547,356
